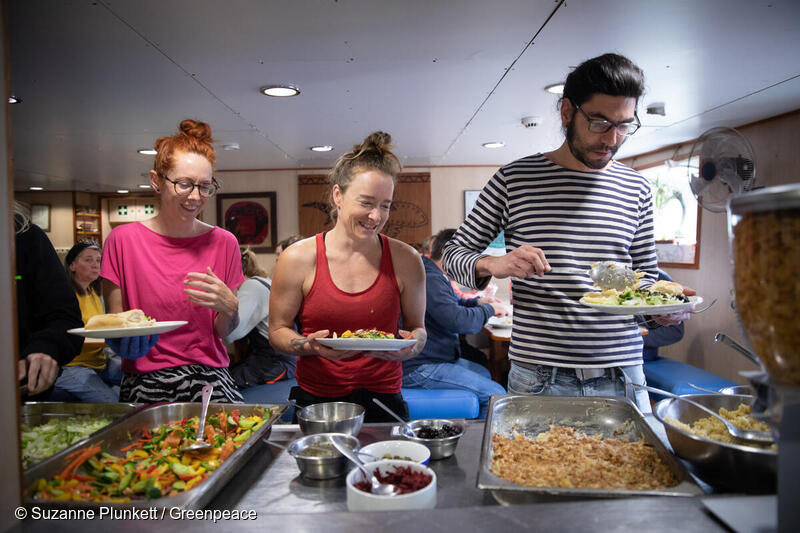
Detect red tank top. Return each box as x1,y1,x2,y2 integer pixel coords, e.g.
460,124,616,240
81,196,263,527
296,232,403,396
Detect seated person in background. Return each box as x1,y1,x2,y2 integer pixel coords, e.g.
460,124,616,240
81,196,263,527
420,234,435,258
14,201,83,398
226,248,297,388
402,229,508,419
637,269,685,361
52,241,123,402
275,234,304,260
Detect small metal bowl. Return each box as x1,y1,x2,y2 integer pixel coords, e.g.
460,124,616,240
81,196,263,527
287,432,360,480
399,419,464,460
297,402,365,436
653,393,776,492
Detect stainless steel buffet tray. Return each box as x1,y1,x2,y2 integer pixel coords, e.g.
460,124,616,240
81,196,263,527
22,402,141,428
22,402,142,469
24,402,286,509
477,395,703,503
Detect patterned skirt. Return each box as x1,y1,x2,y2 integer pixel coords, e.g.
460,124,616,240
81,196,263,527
120,364,244,403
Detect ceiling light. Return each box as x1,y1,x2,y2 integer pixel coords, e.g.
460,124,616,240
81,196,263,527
544,83,565,95
482,141,505,149
138,184,151,189
117,189,129,194
260,85,300,97
222,143,240,151
8,95,21,104
137,148,157,155
310,145,333,152
29,186,43,191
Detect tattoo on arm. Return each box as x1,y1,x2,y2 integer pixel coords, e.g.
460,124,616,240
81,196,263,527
290,337,308,353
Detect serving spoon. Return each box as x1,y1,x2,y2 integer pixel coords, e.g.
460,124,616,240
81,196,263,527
182,383,214,453
634,384,774,444
329,435,398,496
372,398,417,436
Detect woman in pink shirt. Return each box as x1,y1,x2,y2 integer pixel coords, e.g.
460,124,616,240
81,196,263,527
100,119,245,403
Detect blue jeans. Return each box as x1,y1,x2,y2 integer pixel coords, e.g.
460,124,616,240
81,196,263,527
51,353,123,403
402,358,506,419
507,361,651,413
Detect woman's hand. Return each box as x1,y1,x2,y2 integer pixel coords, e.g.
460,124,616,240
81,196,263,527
363,328,427,362
105,335,160,360
19,353,59,395
184,267,238,318
290,329,359,361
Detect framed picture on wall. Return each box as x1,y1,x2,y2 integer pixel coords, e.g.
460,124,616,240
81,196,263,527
216,192,277,253
31,204,51,232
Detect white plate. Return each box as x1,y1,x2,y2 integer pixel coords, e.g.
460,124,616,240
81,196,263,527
487,315,513,328
316,337,416,351
579,296,703,316
68,321,188,339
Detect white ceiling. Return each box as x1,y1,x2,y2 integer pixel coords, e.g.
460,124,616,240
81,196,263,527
8,0,800,192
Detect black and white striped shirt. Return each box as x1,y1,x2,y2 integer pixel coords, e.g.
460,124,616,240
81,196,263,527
442,153,658,368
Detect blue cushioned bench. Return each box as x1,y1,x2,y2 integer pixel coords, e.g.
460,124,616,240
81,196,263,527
643,357,737,399
240,381,479,421
401,388,479,420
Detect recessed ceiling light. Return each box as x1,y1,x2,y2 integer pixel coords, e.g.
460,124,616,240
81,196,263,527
8,95,21,104
482,141,505,149
260,84,300,97
545,83,565,95
117,189,129,194
138,184,151,189
137,148,157,155
29,186,43,191
310,145,334,152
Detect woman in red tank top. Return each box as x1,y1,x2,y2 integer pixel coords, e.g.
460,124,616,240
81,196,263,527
268,132,427,422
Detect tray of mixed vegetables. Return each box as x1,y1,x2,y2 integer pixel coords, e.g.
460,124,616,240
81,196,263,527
24,402,286,509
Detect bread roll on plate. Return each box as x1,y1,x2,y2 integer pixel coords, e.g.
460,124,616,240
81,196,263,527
649,280,683,296
85,309,156,330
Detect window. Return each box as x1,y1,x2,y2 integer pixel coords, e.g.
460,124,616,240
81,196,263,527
638,156,701,268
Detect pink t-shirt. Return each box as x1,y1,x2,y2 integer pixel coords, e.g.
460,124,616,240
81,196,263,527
100,222,245,373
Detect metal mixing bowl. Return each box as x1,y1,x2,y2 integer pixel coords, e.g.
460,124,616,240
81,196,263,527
653,393,776,492
287,432,360,480
297,402,365,436
719,385,754,395
400,419,464,460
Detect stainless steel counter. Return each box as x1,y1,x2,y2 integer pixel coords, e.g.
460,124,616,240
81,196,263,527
17,419,743,532
209,421,497,513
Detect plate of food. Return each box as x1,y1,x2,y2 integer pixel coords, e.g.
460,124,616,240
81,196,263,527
68,309,188,338
487,315,513,328
316,328,416,351
580,281,702,316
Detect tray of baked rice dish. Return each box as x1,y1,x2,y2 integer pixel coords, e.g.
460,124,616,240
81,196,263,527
477,395,703,503
24,402,286,510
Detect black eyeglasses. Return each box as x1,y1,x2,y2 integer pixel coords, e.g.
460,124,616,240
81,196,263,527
158,173,220,197
570,99,641,137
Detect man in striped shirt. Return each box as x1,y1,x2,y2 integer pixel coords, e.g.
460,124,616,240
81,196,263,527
442,53,691,412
